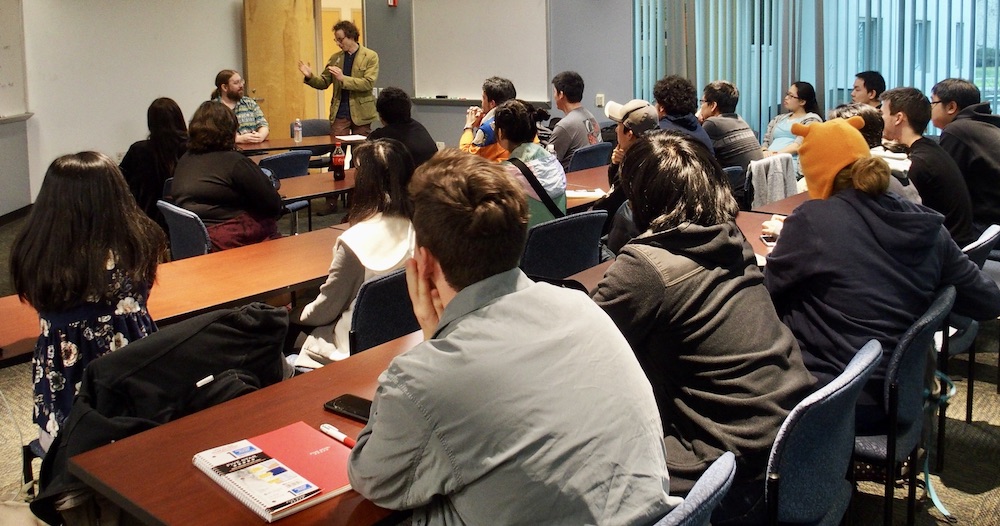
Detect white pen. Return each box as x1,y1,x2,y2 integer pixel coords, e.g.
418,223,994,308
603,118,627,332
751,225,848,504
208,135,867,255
320,423,357,448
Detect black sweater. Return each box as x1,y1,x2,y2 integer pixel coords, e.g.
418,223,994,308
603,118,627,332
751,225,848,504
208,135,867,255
172,150,282,225
907,137,975,247
939,102,1000,228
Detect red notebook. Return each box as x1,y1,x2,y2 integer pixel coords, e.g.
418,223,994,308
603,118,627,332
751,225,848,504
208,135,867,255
193,421,353,522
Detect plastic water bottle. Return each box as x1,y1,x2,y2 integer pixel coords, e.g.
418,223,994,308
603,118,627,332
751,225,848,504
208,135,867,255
331,142,346,180
293,118,303,143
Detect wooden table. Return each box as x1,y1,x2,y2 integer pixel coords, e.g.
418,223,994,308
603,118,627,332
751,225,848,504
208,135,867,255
278,169,356,205
63,256,639,524
0,228,341,365
750,191,811,216
568,260,612,293
735,211,775,258
565,165,610,211
70,332,422,526
239,135,364,155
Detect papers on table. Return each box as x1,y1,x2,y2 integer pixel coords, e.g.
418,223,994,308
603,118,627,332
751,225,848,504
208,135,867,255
334,134,368,141
565,189,607,199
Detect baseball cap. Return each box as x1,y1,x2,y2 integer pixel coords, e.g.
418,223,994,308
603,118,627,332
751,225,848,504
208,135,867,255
605,99,659,135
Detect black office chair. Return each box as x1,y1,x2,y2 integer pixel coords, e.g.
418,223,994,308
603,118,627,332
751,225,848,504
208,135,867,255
156,200,211,260
349,269,419,355
520,210,607,280
722,166,747,210
260,150,313,234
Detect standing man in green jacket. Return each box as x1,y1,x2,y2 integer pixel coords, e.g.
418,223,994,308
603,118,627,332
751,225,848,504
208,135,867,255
298,20,379,137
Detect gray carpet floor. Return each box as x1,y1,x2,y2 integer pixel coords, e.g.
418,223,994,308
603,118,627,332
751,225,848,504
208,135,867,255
1,205,999,524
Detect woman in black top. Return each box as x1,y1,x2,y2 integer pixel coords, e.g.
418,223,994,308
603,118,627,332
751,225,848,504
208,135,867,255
172,101,283,251
119,97,188,232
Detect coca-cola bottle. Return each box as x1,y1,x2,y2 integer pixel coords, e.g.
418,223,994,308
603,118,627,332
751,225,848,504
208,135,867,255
331,142,346,181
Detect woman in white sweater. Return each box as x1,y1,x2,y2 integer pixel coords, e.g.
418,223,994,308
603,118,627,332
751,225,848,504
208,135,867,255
294,138,416,368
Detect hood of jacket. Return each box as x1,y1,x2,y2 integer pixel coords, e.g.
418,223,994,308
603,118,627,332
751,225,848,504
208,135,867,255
660,113,702,133
631,220,746,268
954,102,1000,127
834,188,944,267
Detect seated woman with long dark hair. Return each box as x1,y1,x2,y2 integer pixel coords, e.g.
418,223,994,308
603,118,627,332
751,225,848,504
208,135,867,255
293,138,415,368
119,97,188,232
592,131,813,524
11,152,166,449
172,101,282,251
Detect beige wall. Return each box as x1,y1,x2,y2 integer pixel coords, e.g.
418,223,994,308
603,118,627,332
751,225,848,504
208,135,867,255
20,0,244,201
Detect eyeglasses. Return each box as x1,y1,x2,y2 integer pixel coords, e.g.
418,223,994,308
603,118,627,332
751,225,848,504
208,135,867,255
699,99,709,104
930,100,943,106
784,92,802,100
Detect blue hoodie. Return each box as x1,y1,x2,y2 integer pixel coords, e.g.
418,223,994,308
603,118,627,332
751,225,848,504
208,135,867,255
764,188,1000,407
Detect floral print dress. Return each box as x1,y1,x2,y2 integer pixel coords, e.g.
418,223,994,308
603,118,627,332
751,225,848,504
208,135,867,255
32,258,156,441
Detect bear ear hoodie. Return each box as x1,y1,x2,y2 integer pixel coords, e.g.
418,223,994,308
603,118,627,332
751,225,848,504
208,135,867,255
764,188,1000,408
939,101,1000,226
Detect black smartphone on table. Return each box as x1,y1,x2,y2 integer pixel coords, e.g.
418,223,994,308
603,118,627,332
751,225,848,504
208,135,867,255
323,394,372,423
760,234,778,247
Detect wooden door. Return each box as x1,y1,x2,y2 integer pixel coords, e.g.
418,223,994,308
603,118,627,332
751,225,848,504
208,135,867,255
243,0,319,140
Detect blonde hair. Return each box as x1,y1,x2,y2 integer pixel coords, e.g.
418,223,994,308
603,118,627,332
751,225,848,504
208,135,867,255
832,156,890,196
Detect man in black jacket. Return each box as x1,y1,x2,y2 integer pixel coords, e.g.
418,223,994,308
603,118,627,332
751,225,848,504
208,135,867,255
931,78,1000,233
368,87,438,167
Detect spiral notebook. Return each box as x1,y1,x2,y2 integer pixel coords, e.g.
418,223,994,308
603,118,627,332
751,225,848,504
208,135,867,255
193,421,353,522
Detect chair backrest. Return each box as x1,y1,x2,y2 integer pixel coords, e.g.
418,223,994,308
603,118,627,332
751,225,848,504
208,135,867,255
156,200,210,260
349,269,419,355
162,177,173,201
766,339,883,524
747,153,797,208
722,166,746,209
885,285,956,430
290,119,334,157
566,142,613,172
520,210,608,279
259,150,312,179
289,118,331,138
655,452,737,526
961,224,1000,268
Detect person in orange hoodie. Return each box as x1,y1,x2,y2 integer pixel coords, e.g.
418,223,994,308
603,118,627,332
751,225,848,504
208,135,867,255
460,76,516,162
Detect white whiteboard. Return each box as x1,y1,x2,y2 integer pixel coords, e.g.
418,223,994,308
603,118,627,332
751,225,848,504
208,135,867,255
412,0,549,102
0,0,27,118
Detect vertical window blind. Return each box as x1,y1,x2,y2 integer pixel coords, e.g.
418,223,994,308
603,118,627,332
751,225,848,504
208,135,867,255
635,0,994,136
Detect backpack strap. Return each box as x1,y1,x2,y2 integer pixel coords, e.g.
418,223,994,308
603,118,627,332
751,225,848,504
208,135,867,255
508,157,565,219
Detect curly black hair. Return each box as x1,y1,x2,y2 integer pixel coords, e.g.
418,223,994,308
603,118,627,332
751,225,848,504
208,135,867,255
653,75,698,116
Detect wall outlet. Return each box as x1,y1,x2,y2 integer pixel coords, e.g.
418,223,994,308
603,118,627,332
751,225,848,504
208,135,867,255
435,141,445,151
595,93,605,107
